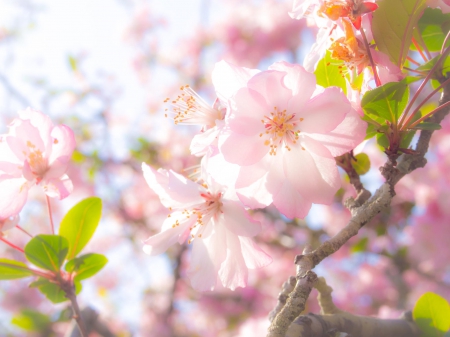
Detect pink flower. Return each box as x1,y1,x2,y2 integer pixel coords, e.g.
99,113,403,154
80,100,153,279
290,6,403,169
218,62,366,219
166,61,258,156
141,163,272,291
0,108,75,218
0,215,19,233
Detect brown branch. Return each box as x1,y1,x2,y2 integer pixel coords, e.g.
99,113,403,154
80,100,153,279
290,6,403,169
286,277,420,337
266,80,450,337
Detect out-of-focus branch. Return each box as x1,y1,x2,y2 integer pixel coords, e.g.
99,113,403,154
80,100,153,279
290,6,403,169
267,80,450,337
65,307,117,337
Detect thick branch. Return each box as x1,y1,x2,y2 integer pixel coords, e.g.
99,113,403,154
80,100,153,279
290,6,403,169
287,278,419,337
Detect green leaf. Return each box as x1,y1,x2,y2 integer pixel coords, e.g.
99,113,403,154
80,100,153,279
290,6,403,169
361,81,410,124
30,278,67,304
24,235,69,272
314,50,347,95
59,197,102,259
413,292,450,337
411,122,442,130
65,253,107,282
351,153,371,175
11,309,51,331
372,0,427,67
351,237,369,253
416,8,450,52
377,132,390,148
399,130,416,149
416,55,450,78
0,259,34,280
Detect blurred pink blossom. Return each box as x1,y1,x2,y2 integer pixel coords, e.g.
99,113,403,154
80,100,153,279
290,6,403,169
0,108,75,219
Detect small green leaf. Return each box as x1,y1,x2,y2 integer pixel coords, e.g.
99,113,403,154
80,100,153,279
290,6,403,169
11,309,51,331
30,278,67,304
0,259,34,280
24,235,69,272
59,197,102,259
416,8,450,52
65,253,107,282
410,122,442,130
351,237,369,253
372,0,427,66
314,50,347,95
361,81,410,124
351,153,371,175
413,292,450,337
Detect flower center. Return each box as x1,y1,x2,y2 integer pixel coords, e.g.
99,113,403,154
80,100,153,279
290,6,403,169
26,141,48,180
259,107,303,155
164,85,225,128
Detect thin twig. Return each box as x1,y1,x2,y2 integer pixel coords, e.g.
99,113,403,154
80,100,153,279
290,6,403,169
46,195,55,234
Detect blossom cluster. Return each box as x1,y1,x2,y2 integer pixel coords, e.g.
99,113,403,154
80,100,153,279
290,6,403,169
143,54,366,289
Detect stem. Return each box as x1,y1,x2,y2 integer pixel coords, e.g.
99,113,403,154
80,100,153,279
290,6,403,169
415,32,432,60
16,225,33,238
406,56,421,66
360,27,381,87
412,37,428,62
402,76,450,130
403,67,425,75
46,195,55,235
0,237,25,253
408,101,450,129
441,30,450,55
66,288,89,337
399,44,450,127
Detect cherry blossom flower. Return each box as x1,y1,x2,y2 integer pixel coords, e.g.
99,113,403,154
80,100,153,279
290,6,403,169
218,62,366,219
0,108,75,219
290,0,378,29
165,61,258,156
141,163,271,291
427,0,450,13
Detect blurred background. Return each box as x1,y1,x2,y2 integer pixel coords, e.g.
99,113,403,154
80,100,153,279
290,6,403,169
0,0,449,336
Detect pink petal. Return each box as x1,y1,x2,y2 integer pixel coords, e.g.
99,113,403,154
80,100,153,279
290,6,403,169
142,163,203,209
293,87,350,134
239,237,272,269
284,138,340,205
143,215,191,256
269,61,316,97
190,127,219,157
220,132,268,166
49,125,76,165
221,200,261,237
247,70,291,111
309,109,366,157
218,229,248,290
212,60,259,102
229,88,269,135
0,178,29,218
43,175,73,199
272,180,312,219
188,220,227,291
